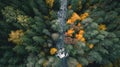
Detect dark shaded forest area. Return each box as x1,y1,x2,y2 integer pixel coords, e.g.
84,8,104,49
0,0,120,67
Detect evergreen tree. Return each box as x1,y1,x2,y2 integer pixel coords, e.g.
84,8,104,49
0,0,120,67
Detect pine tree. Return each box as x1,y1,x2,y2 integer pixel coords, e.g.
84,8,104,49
0,0,120,67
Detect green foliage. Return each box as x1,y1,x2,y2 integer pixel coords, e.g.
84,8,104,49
0,0,120,67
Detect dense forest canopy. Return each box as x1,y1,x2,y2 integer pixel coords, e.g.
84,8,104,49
0,0,120,67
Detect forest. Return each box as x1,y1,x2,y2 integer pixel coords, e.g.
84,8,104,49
0,0,120,67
